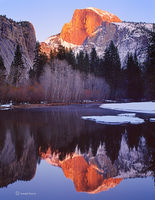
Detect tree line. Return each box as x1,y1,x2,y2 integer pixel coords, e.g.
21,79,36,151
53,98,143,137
0,31,154,103
49,31,155,101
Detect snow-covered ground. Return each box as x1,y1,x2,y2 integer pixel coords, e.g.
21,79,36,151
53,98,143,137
0,103,12,110
82,102,155,125
118,113,136,117
150,118,155,122
100,102,155,114
0,108,11,111
82,115,144,125
0,103,12,108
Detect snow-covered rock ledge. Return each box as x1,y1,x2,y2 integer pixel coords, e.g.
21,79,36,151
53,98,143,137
100,102,155,114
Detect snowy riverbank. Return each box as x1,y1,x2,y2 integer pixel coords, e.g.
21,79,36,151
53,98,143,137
82,102,155,125
100,102,155,114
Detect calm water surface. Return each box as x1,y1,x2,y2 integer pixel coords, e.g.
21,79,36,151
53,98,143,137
0,104,155,200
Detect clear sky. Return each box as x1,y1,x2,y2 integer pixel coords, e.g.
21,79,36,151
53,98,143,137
0,0,154,41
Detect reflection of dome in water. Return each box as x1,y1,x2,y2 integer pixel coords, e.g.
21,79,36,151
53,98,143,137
61,155,122,193
40,131,153,193
41,148,122,193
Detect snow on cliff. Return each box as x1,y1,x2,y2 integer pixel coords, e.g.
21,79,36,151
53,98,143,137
41,8,153,66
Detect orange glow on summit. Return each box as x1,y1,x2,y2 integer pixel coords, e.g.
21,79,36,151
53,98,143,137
60,7,122,45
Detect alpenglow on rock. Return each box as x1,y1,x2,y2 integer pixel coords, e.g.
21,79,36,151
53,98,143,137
41,7,121,53
42,7,154,66
60,7,122,45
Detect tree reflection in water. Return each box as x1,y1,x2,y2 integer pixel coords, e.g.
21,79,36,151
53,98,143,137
0,107,155,193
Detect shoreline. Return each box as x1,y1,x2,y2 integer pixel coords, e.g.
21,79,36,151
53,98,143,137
0,101,104,110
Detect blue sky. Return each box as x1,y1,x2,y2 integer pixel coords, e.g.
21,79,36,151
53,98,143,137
0,0,154,41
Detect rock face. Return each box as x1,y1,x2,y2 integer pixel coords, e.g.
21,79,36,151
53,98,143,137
78,22,154,66
41,149,122,193
60,155,122,193
43,8,154,66
0,15,36,73
60,8,121,45
42,7,121,56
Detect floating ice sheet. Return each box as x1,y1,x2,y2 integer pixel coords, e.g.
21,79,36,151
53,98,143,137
82,115,144,125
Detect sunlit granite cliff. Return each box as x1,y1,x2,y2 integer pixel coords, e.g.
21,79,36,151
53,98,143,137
60,7,121,45
42,7,154,66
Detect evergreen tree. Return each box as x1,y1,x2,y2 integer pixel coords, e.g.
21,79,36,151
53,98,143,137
0,55,6,84
83,52,90,73
50,49,57,63
76,50,85,71
30,42,48,82
74,50,90,74
125,53,143,100
145,32,155,99
49,49,57,72
65,48,76,68
9,44,24,86
90,47,99,74
97,58,105,77
102,41,121,99
56,45,66,60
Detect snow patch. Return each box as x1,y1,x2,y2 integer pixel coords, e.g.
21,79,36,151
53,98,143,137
45,36,57,44
118,113,136,117
112,22,153,32
104,100,117,103
0,103,12,108
45,35,80,50
0,103,12,110
82,115,144,125
0,108,10,111
60,38,79,49
100,102,155,114
150,118,155,122
87,7,114,19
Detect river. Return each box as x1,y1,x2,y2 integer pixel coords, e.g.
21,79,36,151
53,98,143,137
0,104,155,200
